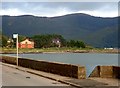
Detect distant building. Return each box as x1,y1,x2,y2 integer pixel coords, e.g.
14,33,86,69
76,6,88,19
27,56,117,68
18,39,34,48
6,38,14,48
7,38,13,43
52,38,61,48
104,48,114,50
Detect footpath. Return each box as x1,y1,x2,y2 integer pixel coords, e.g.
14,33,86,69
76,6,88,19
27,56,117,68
2,63,120,88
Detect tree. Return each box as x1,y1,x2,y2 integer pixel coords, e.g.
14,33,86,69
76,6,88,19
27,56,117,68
18,35,27,42
68,40,76,47
2,35,8,47
76,41,86,48
79,41,86,48
67,40,86,48
31,34,66,48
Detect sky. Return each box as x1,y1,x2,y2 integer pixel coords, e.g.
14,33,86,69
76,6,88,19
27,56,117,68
0,2,118,17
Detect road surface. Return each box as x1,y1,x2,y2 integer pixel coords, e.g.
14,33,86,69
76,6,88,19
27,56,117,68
2,64,70,86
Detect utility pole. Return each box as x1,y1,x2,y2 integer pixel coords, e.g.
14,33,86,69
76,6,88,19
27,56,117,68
13,34,18,66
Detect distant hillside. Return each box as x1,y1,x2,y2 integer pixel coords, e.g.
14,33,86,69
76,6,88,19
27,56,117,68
1,13,119,48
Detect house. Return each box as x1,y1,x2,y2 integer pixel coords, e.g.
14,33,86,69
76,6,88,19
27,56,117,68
52,38,61,47
18,39,34,48
6,38,14,48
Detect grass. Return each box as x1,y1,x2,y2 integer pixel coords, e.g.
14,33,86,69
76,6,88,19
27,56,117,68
1,47,119,54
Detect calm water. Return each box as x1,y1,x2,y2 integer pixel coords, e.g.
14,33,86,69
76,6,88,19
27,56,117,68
3,53,118,77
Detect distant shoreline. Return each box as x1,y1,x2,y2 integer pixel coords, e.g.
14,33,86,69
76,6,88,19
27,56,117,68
1,48,119,54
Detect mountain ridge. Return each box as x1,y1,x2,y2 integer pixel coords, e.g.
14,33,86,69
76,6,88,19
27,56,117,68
1,13,119,48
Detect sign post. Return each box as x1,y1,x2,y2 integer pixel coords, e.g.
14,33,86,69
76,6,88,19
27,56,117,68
13,34,18,66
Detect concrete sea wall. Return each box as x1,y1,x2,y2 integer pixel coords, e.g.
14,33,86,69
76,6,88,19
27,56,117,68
1,56,16,65
1,56,120,79
89,66,120,79
1,56,86,79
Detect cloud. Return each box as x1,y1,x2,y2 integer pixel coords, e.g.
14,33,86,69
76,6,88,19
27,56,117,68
0,9,24,16
1,2,118,17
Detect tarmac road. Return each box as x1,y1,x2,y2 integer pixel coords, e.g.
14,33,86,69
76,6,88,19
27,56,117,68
2,64,70,86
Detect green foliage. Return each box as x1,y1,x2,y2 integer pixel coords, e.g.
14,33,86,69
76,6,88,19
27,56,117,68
31,34,66,48
78,41,86,48
67,40,76,47
18,35,26,42
0,33,86,48
1,35,8,47
67,40,86,48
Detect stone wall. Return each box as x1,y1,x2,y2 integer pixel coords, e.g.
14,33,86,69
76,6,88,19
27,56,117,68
1,56,16,65
1,56,86,79
78,66,86,79
89,66,100,77
2,56,119,79
113,66,120,79
100,66,113,78
89,66,120,79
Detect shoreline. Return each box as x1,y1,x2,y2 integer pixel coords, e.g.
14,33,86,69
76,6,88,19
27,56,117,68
1,49,119,54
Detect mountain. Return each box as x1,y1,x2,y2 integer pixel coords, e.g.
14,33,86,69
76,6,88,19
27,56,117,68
1,13,119,48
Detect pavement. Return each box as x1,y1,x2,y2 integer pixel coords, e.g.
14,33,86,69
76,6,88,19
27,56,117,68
1,63,71,87
1,62,120,88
